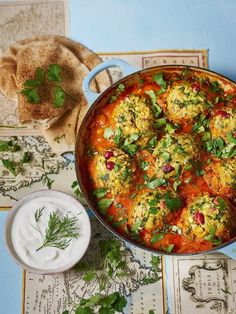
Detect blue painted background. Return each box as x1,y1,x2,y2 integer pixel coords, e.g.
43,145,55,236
70,0,236,81
1,0,236,313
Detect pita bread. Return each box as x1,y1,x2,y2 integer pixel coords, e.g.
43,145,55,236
0,36,112,152
0,55,17,100
16,40,89,128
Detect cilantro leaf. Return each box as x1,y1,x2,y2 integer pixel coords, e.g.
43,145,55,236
116,83,125,92
150,255,161,270
82,271,96,282
2,159,19,176
146,177,166,189
155,118,166,128
210,81,222,93
0,139,21,152
47,64,62,82
75,307,93,314
152,73,167,95
123,143,138,156
98,198,114,215
53,86,65,107
21,88,40,104
23,67,45,87
227,132,236,144
114,127,122,145
165,244,174,253
93,188,107,199
164,192,183,211
151,233,164,244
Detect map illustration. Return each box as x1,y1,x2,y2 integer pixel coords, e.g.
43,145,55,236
23,219,164,314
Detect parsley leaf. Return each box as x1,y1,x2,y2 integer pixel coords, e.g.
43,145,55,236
114,127,122,145
98,198,114,215
227,132,236,144
210,81,222,93
164,192,183,211
152,73,167,95
47,64,62,82
165,244,174,253
53,86,65,108
0,139,21,152
93,188,107,199
21,88,40,104
151,233,164,244
82,271,96,282
2,159,19,176
146,177,166,189
116,83,125,92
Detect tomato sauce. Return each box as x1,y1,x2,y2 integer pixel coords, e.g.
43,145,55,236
83,68,236,254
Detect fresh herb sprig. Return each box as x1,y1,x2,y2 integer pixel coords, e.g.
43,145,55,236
21,64,76,108
36,211,79,251
64,291,127,314
42,173,54,189
34,207,45,222
75,239,132,292
1,151,32,176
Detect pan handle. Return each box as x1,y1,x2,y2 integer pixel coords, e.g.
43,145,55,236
217,243,236,260
82,59,139,105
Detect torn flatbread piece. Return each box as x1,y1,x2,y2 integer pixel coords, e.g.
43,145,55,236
16,40,88,129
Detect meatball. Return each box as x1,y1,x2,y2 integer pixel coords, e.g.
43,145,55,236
204,159,236,197
165,82,206,124
153,133,198,178
91,149,134,195
209,107,236,142
112,95,154,137
129,190,171,231
178,194,235,243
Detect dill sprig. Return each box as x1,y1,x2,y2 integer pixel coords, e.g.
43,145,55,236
36,211,79,251
34,206,45,222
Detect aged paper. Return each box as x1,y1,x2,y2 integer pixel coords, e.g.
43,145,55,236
23,219,164,314
0,0,69,136
166,254,236,314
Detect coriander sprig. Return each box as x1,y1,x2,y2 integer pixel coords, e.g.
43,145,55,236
34,207,45,222
21,64,76,108
36,211,79,251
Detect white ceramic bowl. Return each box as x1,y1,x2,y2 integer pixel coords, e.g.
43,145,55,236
4,190,91,275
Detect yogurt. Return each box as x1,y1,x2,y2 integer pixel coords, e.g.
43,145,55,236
8,191,91,272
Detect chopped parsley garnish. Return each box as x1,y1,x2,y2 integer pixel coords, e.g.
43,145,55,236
192,114,209,133
164,192,183,211
97,198,114,215
145,176,167,189
209,80,222,93
155,118,166,128
145,90,162,117
204,137,236,158
152,73,167,94
0,139,21,152
114,127,123,145
165,244,175,253
93,188,108,199
151,233,164,244
140,160,149,171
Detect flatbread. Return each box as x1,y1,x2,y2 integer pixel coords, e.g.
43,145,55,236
0,36,112,153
